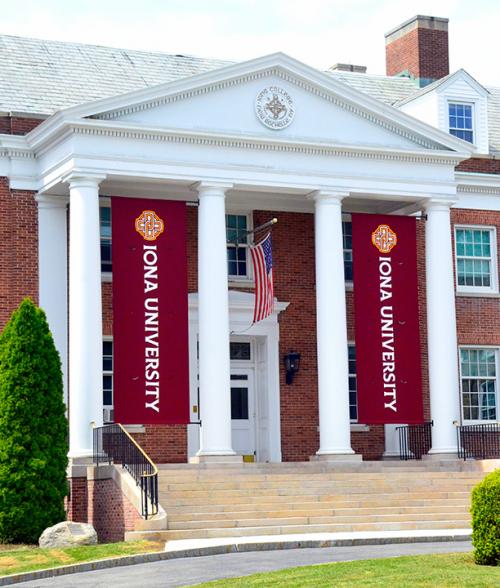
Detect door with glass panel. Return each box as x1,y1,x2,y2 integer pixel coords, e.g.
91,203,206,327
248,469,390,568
230,369,256,460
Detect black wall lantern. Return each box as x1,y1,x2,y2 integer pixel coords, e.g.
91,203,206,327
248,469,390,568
284,351,301,385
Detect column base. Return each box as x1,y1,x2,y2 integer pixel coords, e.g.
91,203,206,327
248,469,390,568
190,454,243,464
310,453,362,462
423,451,460,461
67,454,94,478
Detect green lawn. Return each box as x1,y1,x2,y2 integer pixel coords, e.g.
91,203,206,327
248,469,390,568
0,540,164,577
196,553,499,587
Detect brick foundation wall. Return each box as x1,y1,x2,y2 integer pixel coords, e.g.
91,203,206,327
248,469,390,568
66,477,88,523
0,177,38,330
87,477,141,543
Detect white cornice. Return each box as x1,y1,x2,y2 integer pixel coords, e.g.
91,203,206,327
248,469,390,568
24,53,475,157
456,171,500,194
27,119,469,167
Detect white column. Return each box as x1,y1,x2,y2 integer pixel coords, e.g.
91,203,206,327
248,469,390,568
313,191,357,459
196,182,238,461
36,194,68,408
425,199,461,455
66,174,105,459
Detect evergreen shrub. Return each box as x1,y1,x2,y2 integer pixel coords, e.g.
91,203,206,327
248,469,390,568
0,298,68,543
471,468,500,566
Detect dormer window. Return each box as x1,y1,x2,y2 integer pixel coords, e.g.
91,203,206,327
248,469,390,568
448,103,474,143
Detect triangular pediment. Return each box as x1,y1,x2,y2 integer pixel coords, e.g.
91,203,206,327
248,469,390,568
44,54,476,155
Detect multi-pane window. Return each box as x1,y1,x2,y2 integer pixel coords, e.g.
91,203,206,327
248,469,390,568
226,214,249,278
449,103,473,143
455,227,496,291
343,221,353,281
348,344,357,422
100,206,112,273
460,348,497,422
103,340,114,422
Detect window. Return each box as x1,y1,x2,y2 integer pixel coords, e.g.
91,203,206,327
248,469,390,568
343,220,353,281
449,103,473,143
100,206,112,273
455,226,497,292
226,214,250,279
103,340,114,422
230,341,252,361
460,348,498,422
348,344,357,422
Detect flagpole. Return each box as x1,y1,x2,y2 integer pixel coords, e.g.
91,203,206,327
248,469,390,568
227,217,278,246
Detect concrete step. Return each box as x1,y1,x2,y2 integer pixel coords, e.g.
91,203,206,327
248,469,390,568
128,519,471,542
167,503,470,523
158,475,483,492
160,490,472,507
161,481,479,499
165,497,470,515
171,511,470,531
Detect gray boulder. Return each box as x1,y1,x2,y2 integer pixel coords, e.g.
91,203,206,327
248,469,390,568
39,521,98,548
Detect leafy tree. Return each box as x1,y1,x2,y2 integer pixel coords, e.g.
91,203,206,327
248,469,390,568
472,468,500,566
0,298,68,543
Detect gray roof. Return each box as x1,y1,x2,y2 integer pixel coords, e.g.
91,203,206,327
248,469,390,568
0,34,231,116
0,33,499,153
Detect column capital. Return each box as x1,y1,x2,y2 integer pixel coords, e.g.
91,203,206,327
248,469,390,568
308,190,350,204
423,197,457,212
62,172,106,190
195,181,234,197
35,193,69,209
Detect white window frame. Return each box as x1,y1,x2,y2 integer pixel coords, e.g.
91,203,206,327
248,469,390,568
226,212,253,283
348,342,357,423
103,336,114,423
448,101,475,144
455,225,498,294
342,214,353,287
459,345,499,424
100,199,112,281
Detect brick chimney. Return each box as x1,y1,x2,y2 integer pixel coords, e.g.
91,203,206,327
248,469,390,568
385,15,449,87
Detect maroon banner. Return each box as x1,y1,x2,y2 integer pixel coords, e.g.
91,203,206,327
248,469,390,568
112,197,190,424
352,214,423,424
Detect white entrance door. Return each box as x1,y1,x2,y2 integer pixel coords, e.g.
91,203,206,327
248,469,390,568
230,368,256,459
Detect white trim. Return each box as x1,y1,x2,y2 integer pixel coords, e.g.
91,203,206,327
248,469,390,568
458,345,500,424
27,52,474,155
226,211,253,282
447,101,475,145
454,224,498,294
188,290,289,462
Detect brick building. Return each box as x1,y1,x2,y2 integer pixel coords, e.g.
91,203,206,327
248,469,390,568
0,13,498,482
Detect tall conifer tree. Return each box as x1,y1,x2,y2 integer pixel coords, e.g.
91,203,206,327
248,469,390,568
0,299,68,543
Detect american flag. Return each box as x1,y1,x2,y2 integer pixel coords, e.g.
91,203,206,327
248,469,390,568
250,233,274,323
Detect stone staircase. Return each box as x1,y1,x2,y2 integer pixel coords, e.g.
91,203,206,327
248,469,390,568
125,459,499,542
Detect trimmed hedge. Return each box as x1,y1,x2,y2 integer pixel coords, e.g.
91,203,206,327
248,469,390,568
471,468,500,566
0,299,68,543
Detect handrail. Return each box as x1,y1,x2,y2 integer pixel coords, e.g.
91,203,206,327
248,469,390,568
395,421,433,460
93,423,159,519
116,423,158,477
456,422,500,460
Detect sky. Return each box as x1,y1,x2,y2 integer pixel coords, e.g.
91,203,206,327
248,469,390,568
1,0,499,86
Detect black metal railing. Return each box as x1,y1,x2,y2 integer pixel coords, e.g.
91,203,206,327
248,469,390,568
396,421,433,460
456,423,500,460
93,423,158,519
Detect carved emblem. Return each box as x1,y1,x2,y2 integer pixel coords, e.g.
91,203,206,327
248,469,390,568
255,87,295,130
372,224,397,253
135,210,165,241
